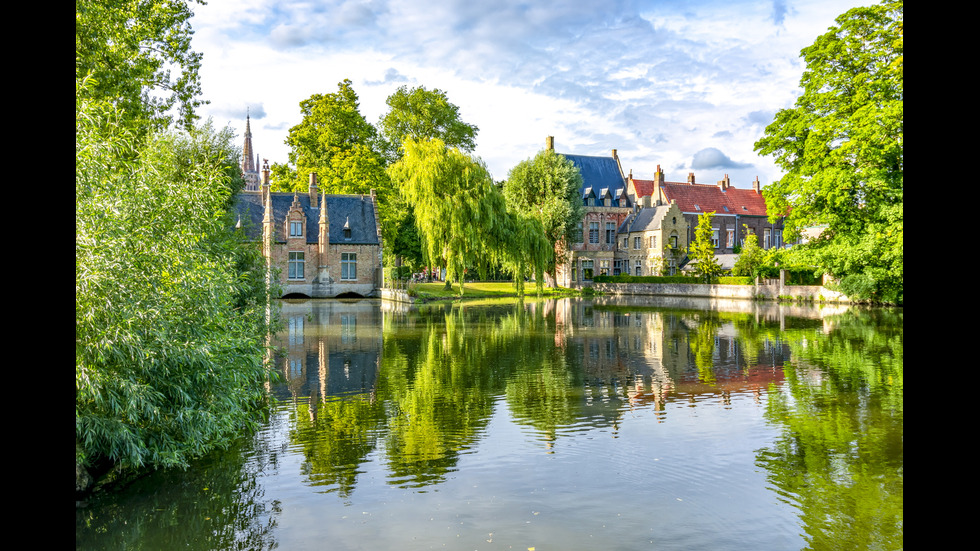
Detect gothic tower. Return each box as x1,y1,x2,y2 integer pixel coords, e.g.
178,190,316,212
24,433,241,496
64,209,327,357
242,110,261,192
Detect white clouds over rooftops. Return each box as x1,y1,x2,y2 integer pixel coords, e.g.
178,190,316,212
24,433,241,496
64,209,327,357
191,0,868,187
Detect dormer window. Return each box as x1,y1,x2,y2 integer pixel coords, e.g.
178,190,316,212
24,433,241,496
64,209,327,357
290,221,303,237
343,217,352,240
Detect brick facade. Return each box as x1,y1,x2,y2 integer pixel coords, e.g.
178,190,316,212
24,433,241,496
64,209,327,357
235,168,383,298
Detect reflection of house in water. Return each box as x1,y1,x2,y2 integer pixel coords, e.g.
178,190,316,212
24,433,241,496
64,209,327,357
553,298,790,417
273,300,383,400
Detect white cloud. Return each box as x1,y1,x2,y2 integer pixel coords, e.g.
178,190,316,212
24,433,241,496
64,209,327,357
191,0,869,188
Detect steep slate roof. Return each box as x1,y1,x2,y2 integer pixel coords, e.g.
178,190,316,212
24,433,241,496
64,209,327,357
660,182,768,216
562,153,628,203
234,191,380,245
617,203,672,234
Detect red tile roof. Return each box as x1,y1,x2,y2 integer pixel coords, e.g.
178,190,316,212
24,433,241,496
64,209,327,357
631,178,655,198
661,181,768,217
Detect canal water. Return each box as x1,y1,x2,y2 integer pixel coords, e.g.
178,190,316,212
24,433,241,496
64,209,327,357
76,297,903,550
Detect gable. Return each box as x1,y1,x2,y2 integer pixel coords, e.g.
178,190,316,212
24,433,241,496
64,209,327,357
232,191,381,245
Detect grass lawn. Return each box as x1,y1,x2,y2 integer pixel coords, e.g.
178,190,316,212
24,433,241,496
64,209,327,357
407,281,580,300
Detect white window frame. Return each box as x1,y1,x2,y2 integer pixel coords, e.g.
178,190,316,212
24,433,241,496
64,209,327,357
288,251,305,280
341,252,357,280
290,221,303,237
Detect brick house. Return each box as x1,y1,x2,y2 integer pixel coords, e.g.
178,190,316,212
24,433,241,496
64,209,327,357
235,166,383,298
630,167,785,257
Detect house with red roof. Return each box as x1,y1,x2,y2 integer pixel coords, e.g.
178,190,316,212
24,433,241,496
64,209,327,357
629,167,785,259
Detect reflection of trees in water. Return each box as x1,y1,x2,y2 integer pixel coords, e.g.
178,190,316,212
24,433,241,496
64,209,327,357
755,308,903,549
75,437,281,550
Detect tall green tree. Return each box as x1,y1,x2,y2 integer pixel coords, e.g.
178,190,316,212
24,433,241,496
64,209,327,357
754,0,903,303
76,90,275,483
689,212,723,282
503,149,585,287
379,85,479,159
274,80,399,245
75,0,206,132
388,139,549,294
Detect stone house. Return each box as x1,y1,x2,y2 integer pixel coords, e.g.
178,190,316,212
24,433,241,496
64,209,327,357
616,200,689,276
235,167,383,298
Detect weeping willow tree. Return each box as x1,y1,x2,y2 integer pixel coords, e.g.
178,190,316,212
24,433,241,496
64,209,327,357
388,138,550,295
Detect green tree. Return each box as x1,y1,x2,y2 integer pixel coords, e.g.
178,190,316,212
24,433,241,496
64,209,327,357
732,225,764,277
274,80,400,247
503,149,586,287
388,139,549,295
76,90,275,485
75,0,206,132
379,85,479,159
689,212,723,282
754,0,903,303
275,79,386,192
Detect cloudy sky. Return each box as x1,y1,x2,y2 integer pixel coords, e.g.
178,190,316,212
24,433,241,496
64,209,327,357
190,0,867,187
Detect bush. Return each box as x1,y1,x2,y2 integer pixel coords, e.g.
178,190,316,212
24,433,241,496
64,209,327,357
76,101,276,477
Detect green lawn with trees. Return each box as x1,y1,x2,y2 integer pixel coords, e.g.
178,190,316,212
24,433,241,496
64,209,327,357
755,0,902,304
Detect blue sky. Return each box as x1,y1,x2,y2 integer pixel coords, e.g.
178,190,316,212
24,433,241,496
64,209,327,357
191,0,868,187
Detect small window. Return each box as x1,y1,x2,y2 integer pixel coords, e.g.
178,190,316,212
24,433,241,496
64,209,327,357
290,221,303,237
343,227,352,240
341,253,357,280
288,252,305,280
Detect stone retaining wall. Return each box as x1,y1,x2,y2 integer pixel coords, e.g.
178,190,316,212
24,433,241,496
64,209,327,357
591,281,849,302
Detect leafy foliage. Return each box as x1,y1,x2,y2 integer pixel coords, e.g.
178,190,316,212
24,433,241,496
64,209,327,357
389,139,550,295
76,90,276,475
503,149,586,284
688,212,724,281
732,227,764,277
755,0,903,303
75,0,206,132
379,85,479,159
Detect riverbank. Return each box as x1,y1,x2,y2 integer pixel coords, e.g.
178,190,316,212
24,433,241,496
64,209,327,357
382,279,850,305
382,281,580,303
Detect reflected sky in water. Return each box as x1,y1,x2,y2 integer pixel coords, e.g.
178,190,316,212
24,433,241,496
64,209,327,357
77,298,902,551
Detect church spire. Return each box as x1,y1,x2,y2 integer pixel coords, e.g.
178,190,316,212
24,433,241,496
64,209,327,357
242,108,256,174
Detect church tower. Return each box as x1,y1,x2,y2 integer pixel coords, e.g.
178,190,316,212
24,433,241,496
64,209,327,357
242,109,261,192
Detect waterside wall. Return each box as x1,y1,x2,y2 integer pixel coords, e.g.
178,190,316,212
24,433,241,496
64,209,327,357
591,281,849,302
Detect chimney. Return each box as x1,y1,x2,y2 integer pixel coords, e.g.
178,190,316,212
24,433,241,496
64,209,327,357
717,174,730,191
309,172,319,209
546,136,554,151
687,172,695,185
611,148,618,159
752,176,761,194
262,159,270,185
654,164,665,205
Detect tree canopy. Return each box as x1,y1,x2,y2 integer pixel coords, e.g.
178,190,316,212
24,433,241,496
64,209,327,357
379,85,479,158
388,139,550,294
754,0,903,303
689,212,724,282
75,0,206,132
503,149,585,286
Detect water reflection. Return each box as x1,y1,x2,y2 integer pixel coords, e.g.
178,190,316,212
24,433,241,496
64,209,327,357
77,298,902,550
275,298,809,488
